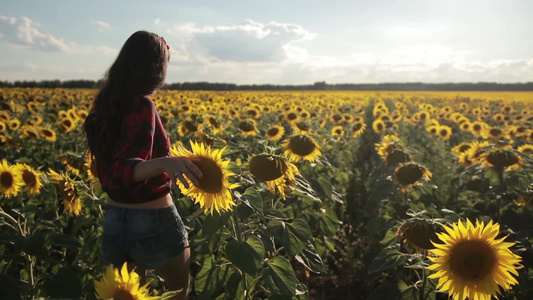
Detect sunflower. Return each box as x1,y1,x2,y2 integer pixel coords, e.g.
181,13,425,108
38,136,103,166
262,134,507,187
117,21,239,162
350,122,366,138
372,119,386,134
178,120,199,136
470,121,487,136
0,121,7,131
427,219,522,300
385,148,412,169
265,125,285,142
282,134,322,162
482,126,508,141
284,110,300,124
48,169,82,216
397,218,443,252
517,144,533,155
38,126,57,142
437,125,453,141
205,116,224,134
459,121,472,132
516,191,533,208
170,141,239,215
59,116,77,133
291,120,312,135
94,262,157,300
394,162,432,191
17,163,43,196
464,140,491,165
237,119,259,136
479,148,523,171
375,133,400,157
451,143,472,156
248,154,299,199
0,159,23,198
330,125,345,138
20,125,40,140
8,119,21,131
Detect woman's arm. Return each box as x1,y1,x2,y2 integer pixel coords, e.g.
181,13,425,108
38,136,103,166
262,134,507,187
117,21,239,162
132,156,202,189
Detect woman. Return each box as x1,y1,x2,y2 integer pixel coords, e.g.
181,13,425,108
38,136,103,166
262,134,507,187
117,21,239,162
83,30,201,299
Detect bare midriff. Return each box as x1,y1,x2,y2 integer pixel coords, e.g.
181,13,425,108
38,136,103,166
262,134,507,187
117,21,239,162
106,193,173,209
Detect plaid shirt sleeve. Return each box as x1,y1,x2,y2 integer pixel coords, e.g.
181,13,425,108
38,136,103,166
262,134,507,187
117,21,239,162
109,96,156,191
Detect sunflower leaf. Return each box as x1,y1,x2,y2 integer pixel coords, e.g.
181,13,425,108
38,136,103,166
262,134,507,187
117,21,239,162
225,235,265,276
263,256,297,296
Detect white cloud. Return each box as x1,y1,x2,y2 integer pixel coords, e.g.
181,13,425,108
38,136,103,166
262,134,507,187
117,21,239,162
0,15,70,52
167,19,316,63
93,20,110,31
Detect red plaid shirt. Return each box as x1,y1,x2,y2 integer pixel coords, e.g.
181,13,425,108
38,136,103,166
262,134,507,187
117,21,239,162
97,95,171,203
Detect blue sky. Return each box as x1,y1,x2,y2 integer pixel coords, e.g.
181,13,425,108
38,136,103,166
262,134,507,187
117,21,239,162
1,0,532,84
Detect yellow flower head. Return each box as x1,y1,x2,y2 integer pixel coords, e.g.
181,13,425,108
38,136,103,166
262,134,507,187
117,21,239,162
282,134,322,163
248,154,300,199
170,141,239,215
94,262,157,300
427,219,522,300
0,159,23,198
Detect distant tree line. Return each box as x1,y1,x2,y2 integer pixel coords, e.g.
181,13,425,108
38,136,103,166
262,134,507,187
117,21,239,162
1,79,533,91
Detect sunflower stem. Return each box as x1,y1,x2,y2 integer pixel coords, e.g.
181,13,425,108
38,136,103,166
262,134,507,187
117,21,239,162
231,209,251,299
419,251,427,300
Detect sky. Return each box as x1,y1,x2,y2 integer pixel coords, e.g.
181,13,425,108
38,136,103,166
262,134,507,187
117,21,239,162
1,0,532,85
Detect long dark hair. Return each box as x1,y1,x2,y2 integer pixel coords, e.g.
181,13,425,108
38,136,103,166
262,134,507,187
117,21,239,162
83,30,170,166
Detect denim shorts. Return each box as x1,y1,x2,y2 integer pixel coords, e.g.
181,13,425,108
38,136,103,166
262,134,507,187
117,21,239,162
102,204,189,270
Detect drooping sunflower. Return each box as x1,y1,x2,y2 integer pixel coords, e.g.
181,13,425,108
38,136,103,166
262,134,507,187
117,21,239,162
248,154,300,199
17,163,43,196
282,134,322,162
479,148,523,171
375,133,400,158
427,219,522,300
291,120,312,135
170,141,239,215
265,125,285,142
48,169,82,216
178,120,199,136
94,262,157,300
397,218,443,253
394,162,432,191
0,159,23,198
237,119,259,136
464,140,491,165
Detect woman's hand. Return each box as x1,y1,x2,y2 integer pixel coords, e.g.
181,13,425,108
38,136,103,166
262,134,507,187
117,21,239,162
162,157,203,190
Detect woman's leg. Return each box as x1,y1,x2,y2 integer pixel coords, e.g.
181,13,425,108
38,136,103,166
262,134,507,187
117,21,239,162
156,248,191,300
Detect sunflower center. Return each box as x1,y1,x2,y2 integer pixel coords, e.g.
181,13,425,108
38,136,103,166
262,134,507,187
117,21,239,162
42,129,54,137
113,289,135,300
450,240,496,281
238,121,255,132
22,170,36,186
1,171,14,187
184,121,198,132
195,157,223,193
288,135,316,156
287,113,298,121
267,127,280,136
249,155,288,181
487,150,519,168
396,164,424,185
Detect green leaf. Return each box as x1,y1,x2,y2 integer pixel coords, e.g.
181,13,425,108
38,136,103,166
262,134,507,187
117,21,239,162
263,207,289,220
49,232,81,249
225,235,265,276
202,212,230,236
194,255,233,295
294,241,326,274
268,219,311,257
368,245,406,275
242,187,263,215
317,208,339,237
0,273,22,300
43,268,82,298
263,256,297,296
317,174,333,198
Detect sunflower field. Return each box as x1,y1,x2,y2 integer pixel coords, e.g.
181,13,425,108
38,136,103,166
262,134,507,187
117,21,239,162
1,87,532,300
